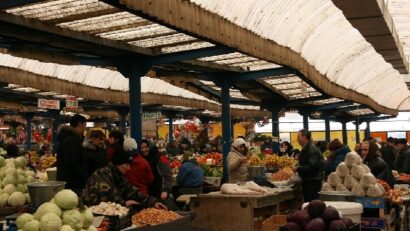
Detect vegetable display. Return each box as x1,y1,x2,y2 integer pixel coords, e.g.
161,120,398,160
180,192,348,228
88,202,129,217
0,156,36,208
15,189,97,231
284,200,355,231
322,152,385,198
131,208,181,227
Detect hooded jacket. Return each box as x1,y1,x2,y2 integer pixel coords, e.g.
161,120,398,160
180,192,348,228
176,159,204,187
124,150,154,195
56,126,87,193
83,140,108,177
227,147,248,183
324,145,350,176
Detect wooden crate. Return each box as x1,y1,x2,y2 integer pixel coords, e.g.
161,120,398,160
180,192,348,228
261,215,287,231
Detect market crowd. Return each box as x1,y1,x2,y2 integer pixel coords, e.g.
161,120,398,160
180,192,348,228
10,113,404,208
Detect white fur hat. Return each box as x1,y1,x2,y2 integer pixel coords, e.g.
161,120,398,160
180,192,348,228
232,138,246,148
123,138,138,151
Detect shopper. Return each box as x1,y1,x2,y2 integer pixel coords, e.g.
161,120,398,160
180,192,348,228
324,139,350,176
56,114,88,196
82,149,166,210
83,130,108,177
106,130,124,161
140,140,173,201
123,138,154,196
362,141,394,186
227,138,249,183
395,138,410,174
4,142,20,158
279,141,294,157
380,137,397,170
296,129,324,202
174,155,204,199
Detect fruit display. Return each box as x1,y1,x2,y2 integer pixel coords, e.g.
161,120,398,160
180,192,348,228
248,155,263,167
170,160,182,176
196,152,222,166
200,164,223,177
131,208,181,227
271,167,294,181
0,156,37,208
283,200,356,231
37,155,56,171
15,189,97,231
396,173,410,183
88,202,129,217
264,155,298,170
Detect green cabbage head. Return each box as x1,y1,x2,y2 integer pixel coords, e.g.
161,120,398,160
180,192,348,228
23,219,40,231
34,202,62,220
62,209,83,230
16,213,34,229
40,212,62,231
54,190,78,210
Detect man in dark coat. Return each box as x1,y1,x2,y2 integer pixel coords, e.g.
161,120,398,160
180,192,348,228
380,137,397,170
395,138,410,174
296,129,325,202
56,114,88,196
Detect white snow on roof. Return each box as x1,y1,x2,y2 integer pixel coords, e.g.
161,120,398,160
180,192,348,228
189,0,410,110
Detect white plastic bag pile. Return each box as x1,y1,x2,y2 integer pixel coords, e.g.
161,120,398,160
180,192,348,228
322,152,385,197
221,181,268,195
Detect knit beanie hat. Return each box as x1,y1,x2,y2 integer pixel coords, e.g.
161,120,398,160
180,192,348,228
123,138,138,152
112,150,132,165
232,138,246,148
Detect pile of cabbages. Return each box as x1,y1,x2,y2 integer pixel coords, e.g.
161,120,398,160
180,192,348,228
0,156,36,208
322,152,385,197
16,189,97,231
282,200,355,231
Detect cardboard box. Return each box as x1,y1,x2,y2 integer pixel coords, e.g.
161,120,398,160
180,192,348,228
262,215,287,231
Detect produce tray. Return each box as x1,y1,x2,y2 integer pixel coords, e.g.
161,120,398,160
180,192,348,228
279,223,360,231
94,214,131,231
121,211,194,231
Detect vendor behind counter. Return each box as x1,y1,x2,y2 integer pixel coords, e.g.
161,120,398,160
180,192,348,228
82,149,166,210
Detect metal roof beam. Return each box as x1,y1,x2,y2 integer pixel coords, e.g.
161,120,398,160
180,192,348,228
147,46,235,65
311,101,353,111
0,0,43,10
287,95,329,105
330,104,369,113
358,115,396,122
232,67,296,81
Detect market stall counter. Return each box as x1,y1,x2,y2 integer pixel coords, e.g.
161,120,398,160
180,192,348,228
190,187,299,231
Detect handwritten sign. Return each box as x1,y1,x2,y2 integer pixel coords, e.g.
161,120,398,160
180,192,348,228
38,99,60,110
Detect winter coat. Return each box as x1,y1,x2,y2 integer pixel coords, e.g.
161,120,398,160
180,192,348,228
56,126,87,194
176,160,204,187
324,145,350,176
124,150,154,195
297,141,325,182
83,140,108,177
395,146,410,174
82,163,156,207
144,153,173,198
380,145,396,170
365,156,395,186
227,147,248,183
106,143,123,162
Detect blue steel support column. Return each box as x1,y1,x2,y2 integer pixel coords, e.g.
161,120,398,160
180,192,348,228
221,80,232,183
303,113,309,131
25,113,34,151
325,115,331,143
129,75,142,142
365,121,371,140
52,110,61,151
271,110,279,138
355,120,360,144
342,121,348,145
168,116,174,143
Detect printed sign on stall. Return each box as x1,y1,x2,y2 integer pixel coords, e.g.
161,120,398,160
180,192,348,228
66,97,78,110
143,112,161,120
38,99,60,110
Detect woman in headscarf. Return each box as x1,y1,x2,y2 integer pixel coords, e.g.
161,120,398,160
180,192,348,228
362,141,394,186
140,140,173,201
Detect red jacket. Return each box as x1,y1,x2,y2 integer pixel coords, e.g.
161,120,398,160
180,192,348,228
124,154,154,195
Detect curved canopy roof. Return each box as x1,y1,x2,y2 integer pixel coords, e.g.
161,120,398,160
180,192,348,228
117,0,410,113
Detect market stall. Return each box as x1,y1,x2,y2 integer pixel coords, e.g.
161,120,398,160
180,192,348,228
190,187,299,231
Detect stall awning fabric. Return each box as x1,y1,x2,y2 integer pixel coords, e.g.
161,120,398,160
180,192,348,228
118,0,410,114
